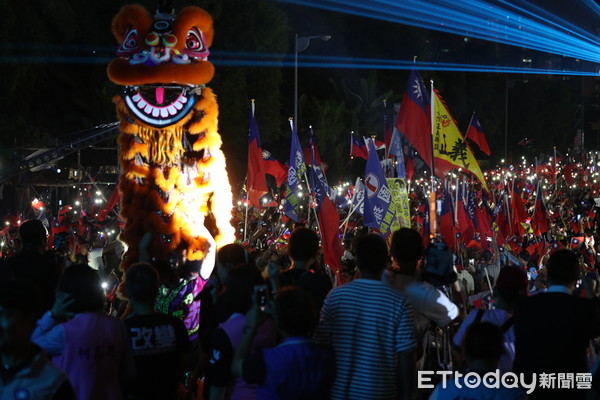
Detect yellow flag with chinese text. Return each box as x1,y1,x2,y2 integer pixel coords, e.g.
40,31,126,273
432,91,488,191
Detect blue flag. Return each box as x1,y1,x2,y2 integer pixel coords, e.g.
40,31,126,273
389,127,406,179
309,159,330,207
351,177,365,216
309,162,328,208
307,128,334,203
363,139,394,232
284,121,307,221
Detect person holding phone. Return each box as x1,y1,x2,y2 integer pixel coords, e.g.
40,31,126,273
204,266,276,400
232,286,335,400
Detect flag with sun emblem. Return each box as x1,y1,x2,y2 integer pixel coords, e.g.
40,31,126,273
395,68,432,168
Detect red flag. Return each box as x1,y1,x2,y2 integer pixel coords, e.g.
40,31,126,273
373,138,386,150
495,197,510,238
570,220,581,234
474,205,493,248
465,113,491,156
318,197,343,283
262,149,288,187
510,186,528,236
531,186,549,236
570,236,585,249
31,198,45,210
395,68,432,168
405,154,415,181
467,234,482,250
350,134,368,160
564,164,574,186
302,129,328,173
508,236,523,253
456,197,474,245
97,186,121,221
247,106,268,207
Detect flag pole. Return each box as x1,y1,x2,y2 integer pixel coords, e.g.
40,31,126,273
383,99,392,178
454,177,459,224
505,190,512,236
303,169,322,234
464,112,475,141
303,170,315,228
553,146,558,193
244,176,249,242
244,99,257,242
305,128,323,235
340,177,360,231
339,177,360,230
429,80,437,238
293,121,320,233
532,180,540,221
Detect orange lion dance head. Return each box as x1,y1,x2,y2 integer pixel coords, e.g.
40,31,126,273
107,3,234,274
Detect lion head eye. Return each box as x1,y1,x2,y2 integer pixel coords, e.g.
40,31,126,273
186,29,205,51
117,27,139,56
183,28,209,60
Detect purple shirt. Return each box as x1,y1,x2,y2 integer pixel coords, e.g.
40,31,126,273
156,275,209,341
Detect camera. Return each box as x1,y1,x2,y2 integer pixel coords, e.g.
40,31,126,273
423,236,456,287
254,285,269,311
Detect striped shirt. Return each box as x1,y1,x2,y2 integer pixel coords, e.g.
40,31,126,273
314,278,416,400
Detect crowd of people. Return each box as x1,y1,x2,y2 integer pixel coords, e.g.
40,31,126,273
1,212,600,399
2,152,600,398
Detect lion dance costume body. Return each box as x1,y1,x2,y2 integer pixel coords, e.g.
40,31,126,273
107,4,234,276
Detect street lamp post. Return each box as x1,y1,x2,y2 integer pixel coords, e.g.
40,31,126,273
294,34,331,133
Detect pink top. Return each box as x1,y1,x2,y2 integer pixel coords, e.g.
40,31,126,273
220,313,277,400
52,312,131,400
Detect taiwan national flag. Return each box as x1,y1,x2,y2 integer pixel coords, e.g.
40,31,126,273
363,139,393,233
465,112,491,156
395,68,432,168
350,133,368,160
247,105,268,207
303,128,327,172
531,185,549,236
262,149,288,187
570,236,585,250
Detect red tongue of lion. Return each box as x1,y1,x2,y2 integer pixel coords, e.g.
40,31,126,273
155,87,164,105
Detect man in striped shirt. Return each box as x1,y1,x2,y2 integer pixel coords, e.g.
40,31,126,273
314,233,416,400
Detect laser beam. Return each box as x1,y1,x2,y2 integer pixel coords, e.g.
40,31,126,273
3,50,599,76
280,0,600,64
